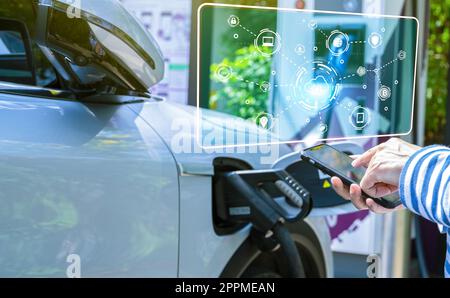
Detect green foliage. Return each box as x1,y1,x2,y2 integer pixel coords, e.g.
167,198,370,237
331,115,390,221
210,45,272,120
425,0,450,144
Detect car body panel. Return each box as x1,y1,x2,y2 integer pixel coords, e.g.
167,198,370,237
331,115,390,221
0,93,179,277
128,101,293,175
129,101,333,277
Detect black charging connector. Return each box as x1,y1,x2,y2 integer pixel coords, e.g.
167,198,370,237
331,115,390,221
215,169,312,278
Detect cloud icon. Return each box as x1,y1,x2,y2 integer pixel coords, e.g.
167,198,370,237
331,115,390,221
304,76,331,99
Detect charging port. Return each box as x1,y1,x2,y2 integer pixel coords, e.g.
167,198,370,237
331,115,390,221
213,158,313,278
213,158,253,235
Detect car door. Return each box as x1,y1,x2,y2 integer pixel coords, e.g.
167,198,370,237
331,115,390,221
0,20,179,277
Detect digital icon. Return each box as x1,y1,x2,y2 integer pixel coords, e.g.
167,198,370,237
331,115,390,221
357,66,367,77
256,113,274,130
254,29,281,57
368,32,383,48
215,64,232,82
333,37,343,48
378,85,391,101
294,62,340,111
260,81,271,93
319,123,328,133
398,50,407,60
233,34,239,39
326,30,350,56
349,106,371,130
262,36,275,47
305,76,331,99
356,112,365,124
228,15,239,27
295,44,305,55
260,117,269,128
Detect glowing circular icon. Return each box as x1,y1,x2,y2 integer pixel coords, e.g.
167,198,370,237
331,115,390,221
293,61,340,111
368,32,383,48
256,112,275,130
326,30,350,56
260,81,271,93
398,50,407,60
254,29,281,57
228,15,240,27
349,106,371,130
295,44,306,55
215,64,232,82
319,123,328,133
357,66,367,77
233,34,239,39
378,85,391,101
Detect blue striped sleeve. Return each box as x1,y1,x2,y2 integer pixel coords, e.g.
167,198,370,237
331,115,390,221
399,145,450,229
446,234,450,278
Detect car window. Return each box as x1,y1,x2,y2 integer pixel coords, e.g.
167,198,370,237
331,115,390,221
0,31,25,54
0,31,58,89
0,28,34,85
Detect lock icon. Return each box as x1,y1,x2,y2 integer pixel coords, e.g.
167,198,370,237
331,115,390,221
228,15,239,27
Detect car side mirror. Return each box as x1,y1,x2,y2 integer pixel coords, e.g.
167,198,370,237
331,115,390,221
0,18,35,86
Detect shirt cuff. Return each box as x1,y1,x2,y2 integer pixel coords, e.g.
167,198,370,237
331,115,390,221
438,224,448,234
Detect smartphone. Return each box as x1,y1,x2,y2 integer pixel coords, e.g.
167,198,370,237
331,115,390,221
301,144,401,209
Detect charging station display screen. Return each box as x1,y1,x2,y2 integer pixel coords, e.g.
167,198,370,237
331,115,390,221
196,4,419,148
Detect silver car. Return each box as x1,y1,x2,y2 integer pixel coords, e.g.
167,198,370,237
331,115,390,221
0,0,358,277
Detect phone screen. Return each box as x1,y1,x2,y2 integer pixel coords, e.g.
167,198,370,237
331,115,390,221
306,144,365,184
304,144,400,205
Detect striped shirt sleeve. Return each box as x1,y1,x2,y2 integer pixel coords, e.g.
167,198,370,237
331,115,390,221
446,235,450,278
399,145,450,277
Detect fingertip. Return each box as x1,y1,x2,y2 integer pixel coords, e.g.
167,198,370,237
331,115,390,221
349,184,359,194
331,177,340,187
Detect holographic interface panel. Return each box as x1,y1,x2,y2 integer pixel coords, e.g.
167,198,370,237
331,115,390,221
197,4,419,148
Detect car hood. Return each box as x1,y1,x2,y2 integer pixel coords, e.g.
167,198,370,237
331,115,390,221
128,100,293,175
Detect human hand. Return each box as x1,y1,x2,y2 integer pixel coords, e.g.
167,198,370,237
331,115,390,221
352,138,421,198
331,176,404,214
